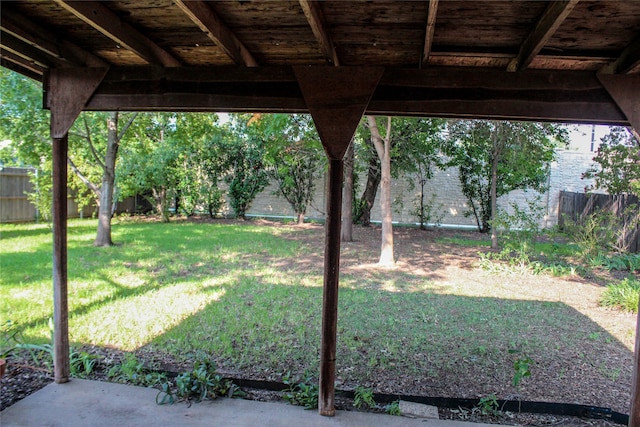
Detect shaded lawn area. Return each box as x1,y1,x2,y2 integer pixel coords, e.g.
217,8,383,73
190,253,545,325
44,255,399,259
0,218,635,413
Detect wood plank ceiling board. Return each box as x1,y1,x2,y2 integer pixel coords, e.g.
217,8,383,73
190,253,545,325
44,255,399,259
1,5,107,68
53,0,181,66
174,0,258,66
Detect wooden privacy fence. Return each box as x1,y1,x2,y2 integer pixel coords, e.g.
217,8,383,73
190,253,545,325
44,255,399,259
0,167,95,223
0,167,37,222
558,190,640,253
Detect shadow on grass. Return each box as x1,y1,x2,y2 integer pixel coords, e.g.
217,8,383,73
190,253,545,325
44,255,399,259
143,279,633,413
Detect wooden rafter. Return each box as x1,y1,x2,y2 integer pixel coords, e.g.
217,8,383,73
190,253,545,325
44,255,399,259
1,30,63,68
174,0,257,67
507,0,580,72
1,50,45,80
601,33,640,74
1,5,107,68
299,0,339,66
422,0,439,67
54,0,180,67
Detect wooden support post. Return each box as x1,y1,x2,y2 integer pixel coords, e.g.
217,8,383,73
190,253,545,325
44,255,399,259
598,73,640,427
46,67,107,383
319,158,344,415
52,134,69,383
293,66,384,416
632,298,640,427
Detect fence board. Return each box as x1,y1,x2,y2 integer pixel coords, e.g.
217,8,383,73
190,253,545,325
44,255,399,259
0,167,37,222
1,167,96,223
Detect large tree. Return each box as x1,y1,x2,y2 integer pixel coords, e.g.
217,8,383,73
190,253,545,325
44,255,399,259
118,113,223,222
252,114,324,224
583,126,640,197
69,112,137,245
365,116,395,266
446,120,566,247
219,114,269,220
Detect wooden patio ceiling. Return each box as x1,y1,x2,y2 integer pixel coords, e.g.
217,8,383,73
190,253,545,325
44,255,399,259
2,1,640,422
1,1,640,127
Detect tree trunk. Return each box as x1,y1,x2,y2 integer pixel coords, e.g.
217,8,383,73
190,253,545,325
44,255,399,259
358,154,381,227
341,141,354,242
153,187,170,223
366,116,394,267
94,112,119,246
490,123,500,249
297,212,305,225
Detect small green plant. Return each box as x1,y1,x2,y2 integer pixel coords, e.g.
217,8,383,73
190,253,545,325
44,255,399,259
158,359,243,405
590,253,640,272
384,400,401,416
512,355,533,387
353,386,377,410
1,320,21,358
412,191,445,230
492,198,544,264
601,277,640,312
69,349,101,378
476,394,499,416
108,353,166,386
282,371,319,410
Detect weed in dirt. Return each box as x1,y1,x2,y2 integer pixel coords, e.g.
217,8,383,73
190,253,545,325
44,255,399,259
108,353,166,386
476,394,499,416
157,359,243,405
282,371,318,409
353,386,377,410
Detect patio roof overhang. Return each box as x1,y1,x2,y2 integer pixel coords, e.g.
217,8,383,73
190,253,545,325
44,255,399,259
2,0,639,421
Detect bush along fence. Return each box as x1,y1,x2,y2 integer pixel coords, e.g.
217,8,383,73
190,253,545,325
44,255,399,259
558,190,640,253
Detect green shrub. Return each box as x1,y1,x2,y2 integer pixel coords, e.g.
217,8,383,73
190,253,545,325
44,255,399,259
601,278,640,312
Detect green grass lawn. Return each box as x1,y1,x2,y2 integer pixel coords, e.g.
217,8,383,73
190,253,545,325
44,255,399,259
1,218,634,411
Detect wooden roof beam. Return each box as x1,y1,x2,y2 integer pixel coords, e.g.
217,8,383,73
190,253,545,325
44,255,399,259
174,0,257,67
1,5,107,68
507,0,579,72
1,30,63,68
299,0,339,66
1,50,45,81
421,0,439,67
601,33,640,74
54,0,180,67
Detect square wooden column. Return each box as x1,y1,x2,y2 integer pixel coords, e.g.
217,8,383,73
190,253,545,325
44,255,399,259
46,67,108,383
294,66,383,416
598,73,640,427
52,134,69,383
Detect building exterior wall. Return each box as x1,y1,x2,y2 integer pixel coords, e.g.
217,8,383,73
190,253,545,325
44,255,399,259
243,148,602,229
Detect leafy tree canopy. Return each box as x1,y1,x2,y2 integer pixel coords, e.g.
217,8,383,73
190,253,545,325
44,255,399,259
583,126,640,197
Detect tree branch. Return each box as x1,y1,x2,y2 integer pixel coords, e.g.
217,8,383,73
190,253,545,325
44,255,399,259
67,155,100,196
83,115,106,170
117,112,138,142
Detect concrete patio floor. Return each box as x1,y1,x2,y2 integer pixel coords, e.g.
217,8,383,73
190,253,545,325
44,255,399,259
1,379,500,427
